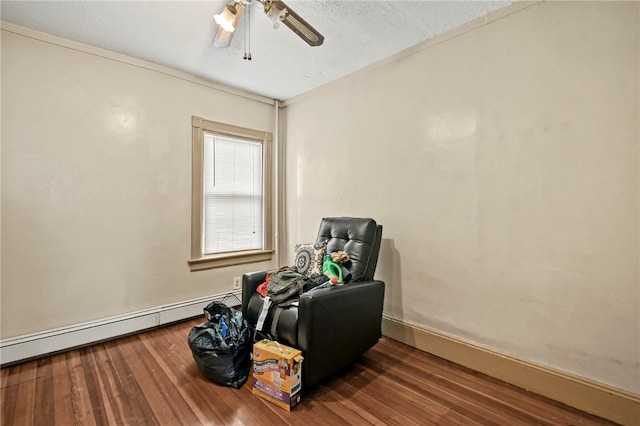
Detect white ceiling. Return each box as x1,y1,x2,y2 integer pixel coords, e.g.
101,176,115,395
1,1,512,100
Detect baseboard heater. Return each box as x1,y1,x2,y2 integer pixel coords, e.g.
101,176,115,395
0,291,241,367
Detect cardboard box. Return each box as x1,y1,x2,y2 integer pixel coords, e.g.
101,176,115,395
252,340,303,411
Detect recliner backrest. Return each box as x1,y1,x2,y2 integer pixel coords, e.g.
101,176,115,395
315,217,382,282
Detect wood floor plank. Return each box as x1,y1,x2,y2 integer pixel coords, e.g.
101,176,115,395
33,358,55,425
67,350,98,426
138,334,209,422
300,386,377,425
341,360,491,426
80,346,120,425
327,366,463,426
371,339,612,426
50,353,77,426
1,377,16,424
126,338,200,425
319,372,475,426
1,360,38,389
0,317,618,426
311,383,398,426
361,346,548,425
6,368,36,425
140,329,229,425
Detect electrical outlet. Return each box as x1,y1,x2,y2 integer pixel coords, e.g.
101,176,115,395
233,276,241,290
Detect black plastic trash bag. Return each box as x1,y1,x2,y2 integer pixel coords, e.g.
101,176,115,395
188,301,252,389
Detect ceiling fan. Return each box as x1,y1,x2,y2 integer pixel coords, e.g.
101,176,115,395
213,0,324,59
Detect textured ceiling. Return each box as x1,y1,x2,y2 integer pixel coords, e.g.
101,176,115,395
1,1,512,100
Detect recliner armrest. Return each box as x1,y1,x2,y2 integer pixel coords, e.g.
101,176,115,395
297,280,385,387
241,271,267,318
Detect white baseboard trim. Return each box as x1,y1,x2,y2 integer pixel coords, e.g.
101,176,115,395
0,291,242,366
382,315,640,426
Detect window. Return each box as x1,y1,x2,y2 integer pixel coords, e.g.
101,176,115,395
189,116,273,271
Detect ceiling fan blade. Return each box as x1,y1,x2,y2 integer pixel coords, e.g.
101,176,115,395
265,0,324,47
213,2,245,48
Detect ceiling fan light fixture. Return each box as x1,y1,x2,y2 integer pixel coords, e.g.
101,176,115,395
213,2,245,48
214,3,241,32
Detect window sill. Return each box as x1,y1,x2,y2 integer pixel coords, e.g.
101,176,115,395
188,250,274,272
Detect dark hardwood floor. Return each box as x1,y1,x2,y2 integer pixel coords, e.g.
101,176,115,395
1,317,616,425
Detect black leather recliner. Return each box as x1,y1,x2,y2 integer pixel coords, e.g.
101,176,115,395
242,217,385,388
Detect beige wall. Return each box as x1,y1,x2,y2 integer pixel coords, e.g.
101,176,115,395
1,27,277,338
283,1,639,393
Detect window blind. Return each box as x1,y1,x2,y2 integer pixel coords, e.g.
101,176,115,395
203,133,264,254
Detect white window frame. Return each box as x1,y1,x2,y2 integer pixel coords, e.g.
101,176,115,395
189,116,273,271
